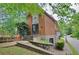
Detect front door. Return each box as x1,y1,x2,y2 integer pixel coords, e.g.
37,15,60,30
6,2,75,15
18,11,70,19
32,24,39,35
32,15,39,35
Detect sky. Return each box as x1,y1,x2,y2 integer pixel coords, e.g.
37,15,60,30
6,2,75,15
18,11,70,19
42,3,79,21
70,3,79,12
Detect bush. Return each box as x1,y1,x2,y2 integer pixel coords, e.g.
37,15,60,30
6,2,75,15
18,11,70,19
16,22,31,36
55,38,64,50
71,32,79,39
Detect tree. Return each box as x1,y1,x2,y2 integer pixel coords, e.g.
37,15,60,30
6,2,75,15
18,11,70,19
0,3,44,36
70,13,79,39
48,3,75,36
0,3,44,15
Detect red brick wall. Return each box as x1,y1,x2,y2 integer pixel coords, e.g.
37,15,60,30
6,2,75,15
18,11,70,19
27,14,59,36
44,14,58,35
27,14,32,34
39,15,45,35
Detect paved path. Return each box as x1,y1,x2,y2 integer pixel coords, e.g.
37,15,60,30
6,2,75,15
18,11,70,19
0,41,70,55
66,35,79,53
0,42,17,48
18,41,71,55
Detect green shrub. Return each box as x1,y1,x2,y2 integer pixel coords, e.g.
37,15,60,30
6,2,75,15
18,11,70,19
16,22,31,36
71,32,79,39
40,38,49,44
55,38,64,50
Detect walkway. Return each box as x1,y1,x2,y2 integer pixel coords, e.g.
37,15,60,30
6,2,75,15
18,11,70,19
17,41,70,55
0,41,71,55
0,42,17,48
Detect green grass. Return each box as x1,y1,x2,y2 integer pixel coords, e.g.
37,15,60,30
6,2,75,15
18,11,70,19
39,39,52,45
67,41,79,55
0,46,41,55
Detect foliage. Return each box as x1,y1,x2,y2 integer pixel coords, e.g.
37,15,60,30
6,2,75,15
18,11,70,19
58,19,67,36
70,13,79,39
16,22,31,36
49,3,73,17
65,26,72,35
55,38,64,50
0,3,44,15
0,3,44,36
40,38,50,44
0,19,16,35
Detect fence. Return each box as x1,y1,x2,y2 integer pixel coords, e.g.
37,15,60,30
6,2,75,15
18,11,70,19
0,35,15,43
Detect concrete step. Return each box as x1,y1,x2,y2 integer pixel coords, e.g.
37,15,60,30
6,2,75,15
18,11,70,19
17,41,54,55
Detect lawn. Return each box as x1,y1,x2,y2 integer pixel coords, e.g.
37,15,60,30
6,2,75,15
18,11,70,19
39,39,52,45
67,41,79,55
0,46,41,55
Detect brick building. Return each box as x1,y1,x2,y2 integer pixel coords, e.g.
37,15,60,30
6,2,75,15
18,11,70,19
27,11,60,44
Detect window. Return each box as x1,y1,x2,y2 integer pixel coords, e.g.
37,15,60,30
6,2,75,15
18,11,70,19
32,15,39,24
49,38,54,43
